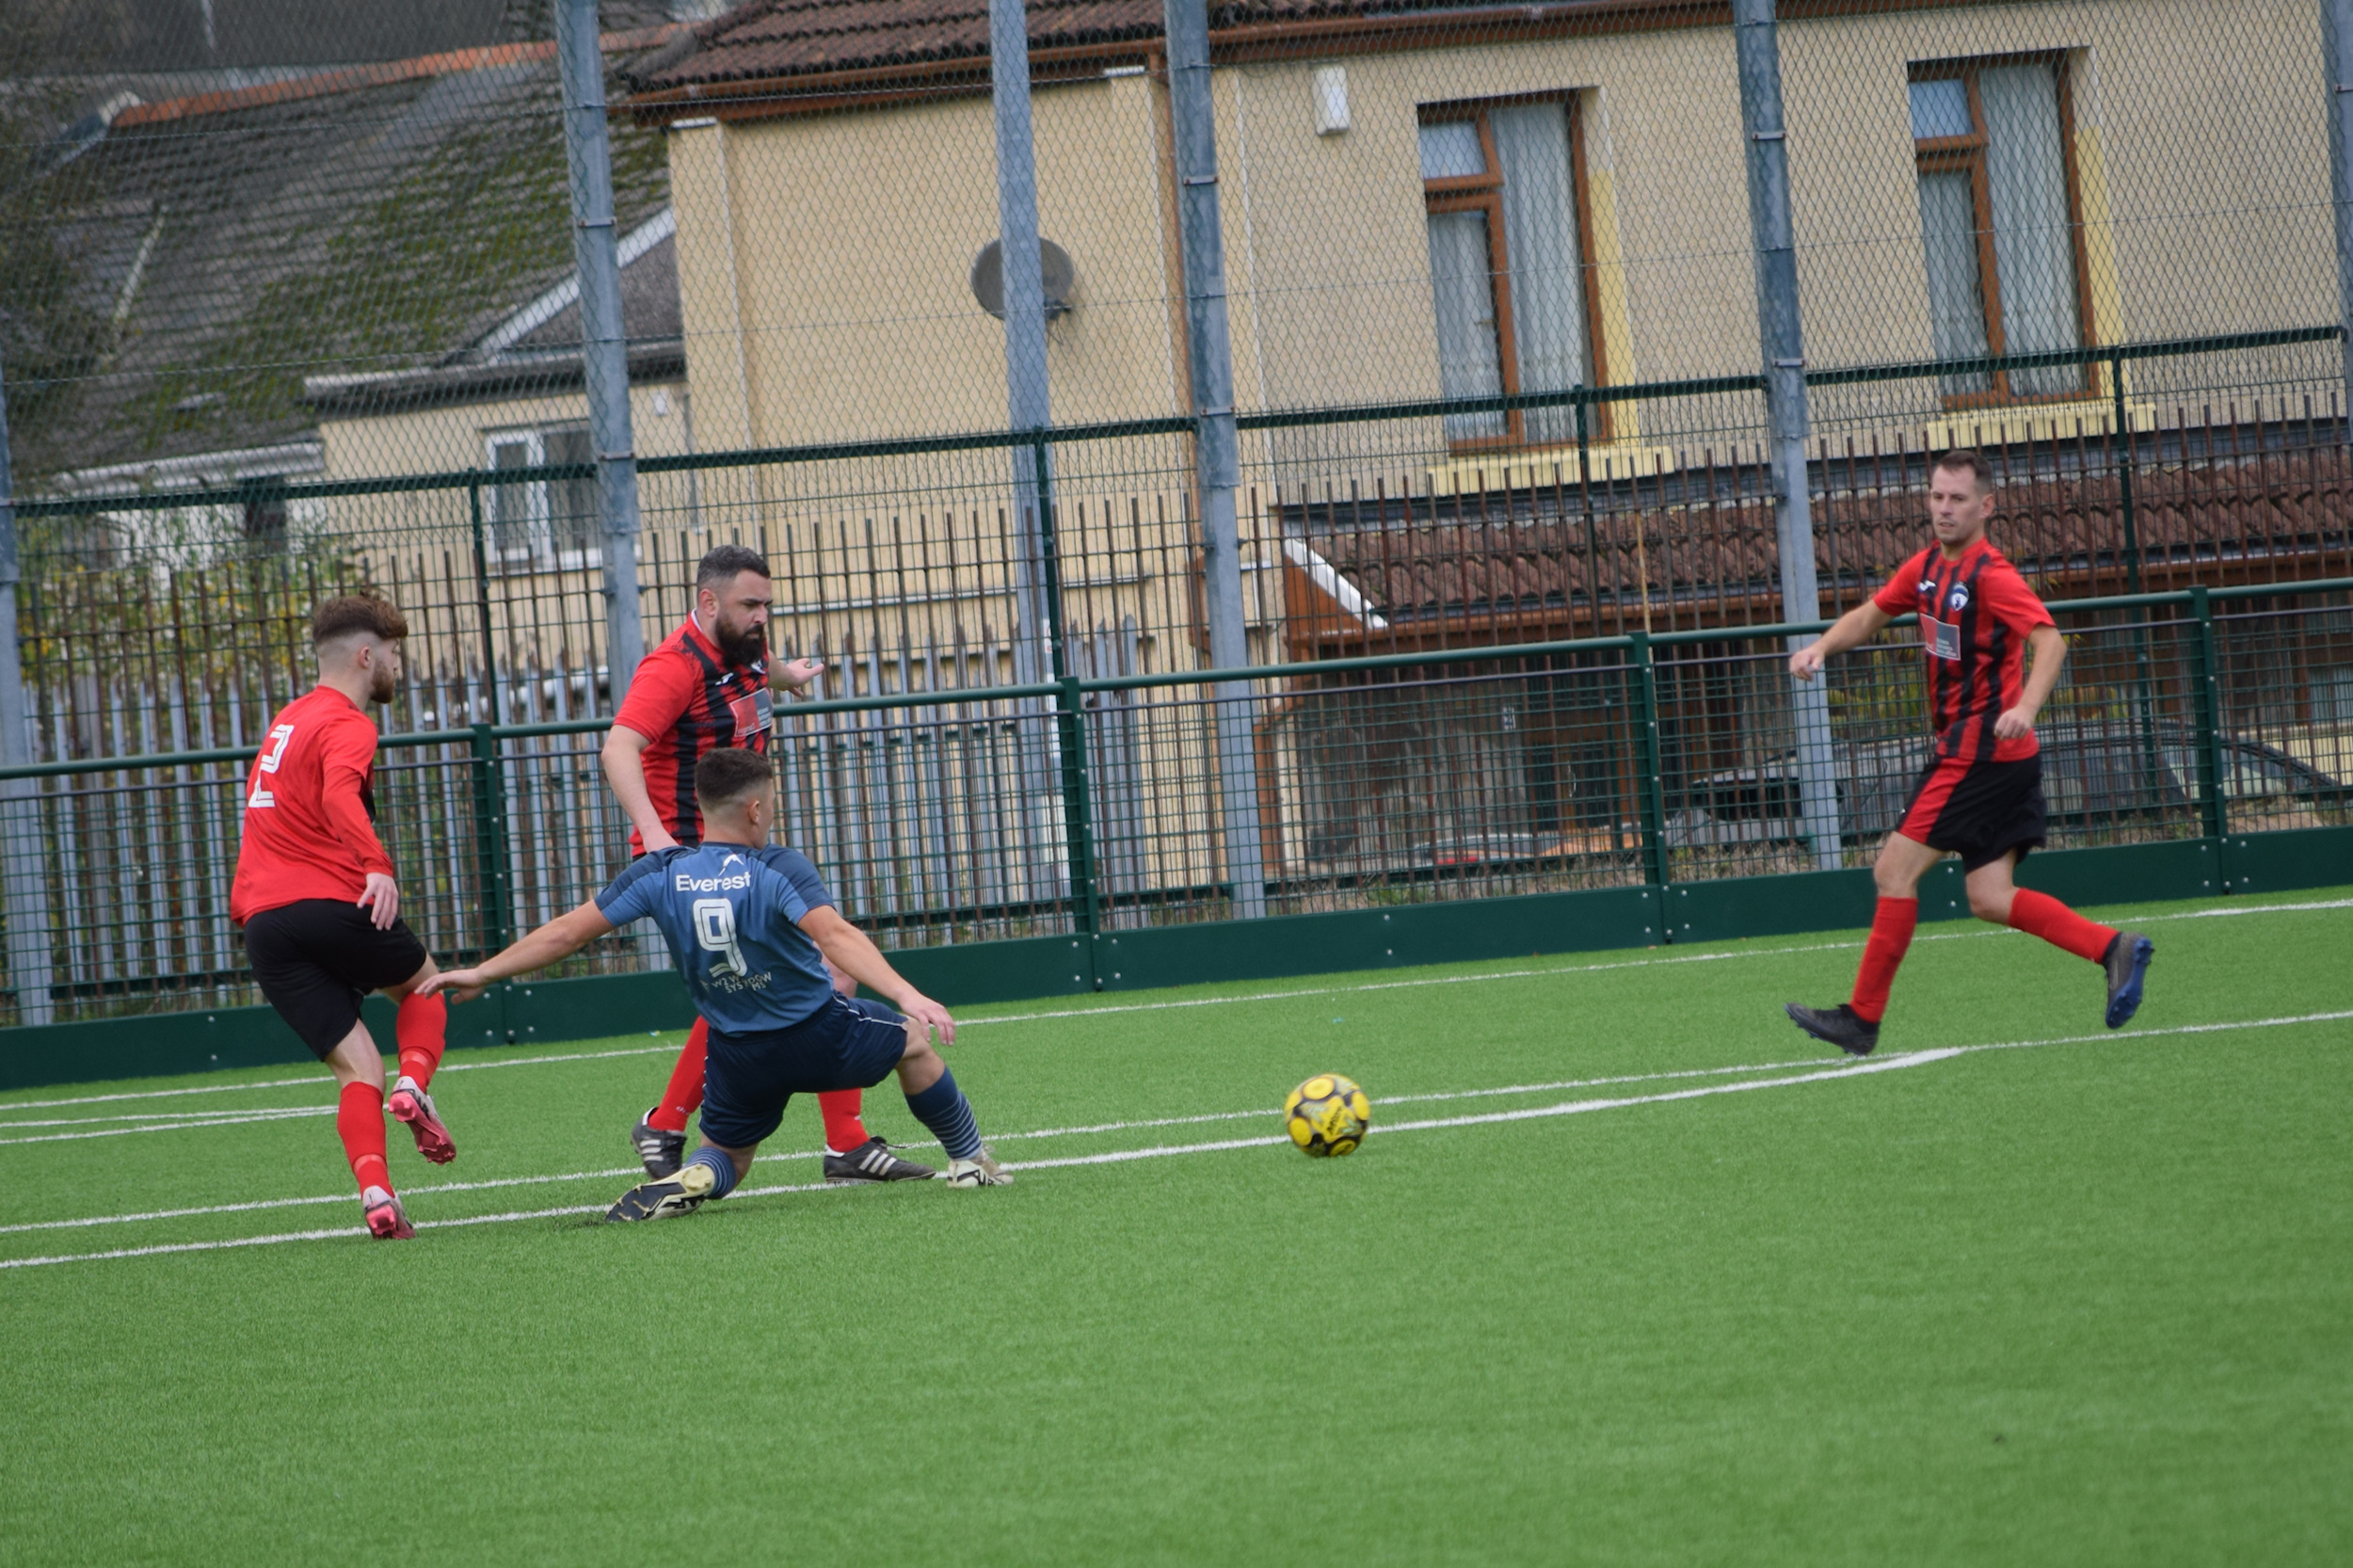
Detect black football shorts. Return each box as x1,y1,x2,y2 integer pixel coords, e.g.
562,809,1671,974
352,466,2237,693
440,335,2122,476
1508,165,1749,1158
243,899,429,1058
1897,753,2047,873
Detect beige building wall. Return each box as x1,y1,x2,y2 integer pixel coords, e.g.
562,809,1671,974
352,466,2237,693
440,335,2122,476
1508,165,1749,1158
666,0,2329,459
316,381,696,480
676,75,1181,451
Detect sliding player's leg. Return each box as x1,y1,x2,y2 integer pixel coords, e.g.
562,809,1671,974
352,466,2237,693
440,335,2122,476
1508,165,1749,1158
888,1014,1008,1189
1965,851,2153,1029
811,957,932,1181
381,958,455,1165
1785,827,1942,1056
612,1020,784,1221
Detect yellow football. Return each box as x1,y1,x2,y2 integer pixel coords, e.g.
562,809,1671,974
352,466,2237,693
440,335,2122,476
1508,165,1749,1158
1284,1073,1370,1158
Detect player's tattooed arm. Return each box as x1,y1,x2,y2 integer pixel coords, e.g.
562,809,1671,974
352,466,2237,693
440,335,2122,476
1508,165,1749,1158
796,904,954,1045
1790,600,1896,681
417,901,617,1003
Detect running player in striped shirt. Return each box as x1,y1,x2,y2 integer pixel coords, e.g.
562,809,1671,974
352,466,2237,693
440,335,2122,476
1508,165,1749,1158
230,596,452,1240
1783,449,2154,1055
601,544,933,1185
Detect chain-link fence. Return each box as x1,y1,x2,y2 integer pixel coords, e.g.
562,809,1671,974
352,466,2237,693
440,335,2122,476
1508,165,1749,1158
3,2,2351,1024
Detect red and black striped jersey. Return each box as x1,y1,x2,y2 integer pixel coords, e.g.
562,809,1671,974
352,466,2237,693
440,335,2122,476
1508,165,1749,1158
610,616,773,851
1872,538,2054,764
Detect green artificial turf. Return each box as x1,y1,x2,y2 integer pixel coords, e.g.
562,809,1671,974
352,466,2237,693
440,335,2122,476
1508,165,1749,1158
2,890,2348,1566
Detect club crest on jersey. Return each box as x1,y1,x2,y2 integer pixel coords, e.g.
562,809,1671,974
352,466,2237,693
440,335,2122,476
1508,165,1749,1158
1946,583,1971,613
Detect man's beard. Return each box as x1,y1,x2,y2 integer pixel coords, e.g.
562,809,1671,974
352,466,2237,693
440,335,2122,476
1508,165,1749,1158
368,660,399,703
712,616,765,669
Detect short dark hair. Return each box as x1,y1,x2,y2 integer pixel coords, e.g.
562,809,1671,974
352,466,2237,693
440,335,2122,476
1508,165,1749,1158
696,543,771,593
311,595,408,647
695,745,773,810
1931,448,1996,496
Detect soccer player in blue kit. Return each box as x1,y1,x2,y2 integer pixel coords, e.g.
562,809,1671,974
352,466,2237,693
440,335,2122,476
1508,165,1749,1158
422,746,1008,1218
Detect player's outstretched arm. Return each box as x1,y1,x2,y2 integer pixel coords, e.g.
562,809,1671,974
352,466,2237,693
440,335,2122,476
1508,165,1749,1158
417,901,617,1003
769,657,824,694
1790,600,1895,681
797,904,954,1045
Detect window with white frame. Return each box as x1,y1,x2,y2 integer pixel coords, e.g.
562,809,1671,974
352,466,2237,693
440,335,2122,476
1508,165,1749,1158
485,425,599,569
1418,95,1605,450
1910,56,2093,403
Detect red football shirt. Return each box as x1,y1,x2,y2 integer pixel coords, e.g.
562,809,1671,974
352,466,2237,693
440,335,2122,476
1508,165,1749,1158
1873,538,2055,764
229,685,396,922
610,615,773,851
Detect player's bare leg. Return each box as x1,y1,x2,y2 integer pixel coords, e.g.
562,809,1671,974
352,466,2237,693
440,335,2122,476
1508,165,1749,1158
1971,850,2153,1028
1786,832,1941,1056
322,1023,411,1239
380,958,456,1164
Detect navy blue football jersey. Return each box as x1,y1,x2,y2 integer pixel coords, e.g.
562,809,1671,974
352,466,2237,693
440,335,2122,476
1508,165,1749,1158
595,841,839,1033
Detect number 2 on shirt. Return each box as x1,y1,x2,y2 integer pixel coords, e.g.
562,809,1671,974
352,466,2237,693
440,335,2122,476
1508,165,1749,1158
247,724,296,809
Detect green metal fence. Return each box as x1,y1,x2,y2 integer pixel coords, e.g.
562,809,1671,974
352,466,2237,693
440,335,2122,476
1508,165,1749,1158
0,574,2345,1032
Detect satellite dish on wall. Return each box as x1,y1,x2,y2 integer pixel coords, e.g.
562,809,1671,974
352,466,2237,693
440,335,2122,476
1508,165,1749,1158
970,238,1076,320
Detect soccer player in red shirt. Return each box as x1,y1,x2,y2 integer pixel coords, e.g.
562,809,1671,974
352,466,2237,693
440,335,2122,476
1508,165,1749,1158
231,596,454,1240
603,543,934,1184
1783,449,2154,1055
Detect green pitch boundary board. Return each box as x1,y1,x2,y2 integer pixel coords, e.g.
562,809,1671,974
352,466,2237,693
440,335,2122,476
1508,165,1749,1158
4,826,2348,1093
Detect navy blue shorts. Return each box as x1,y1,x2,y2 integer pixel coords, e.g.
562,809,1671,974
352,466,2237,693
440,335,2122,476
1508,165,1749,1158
698,995,909,1150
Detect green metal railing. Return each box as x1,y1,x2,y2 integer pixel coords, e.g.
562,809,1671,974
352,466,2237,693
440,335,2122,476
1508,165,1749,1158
0,574,2345,1030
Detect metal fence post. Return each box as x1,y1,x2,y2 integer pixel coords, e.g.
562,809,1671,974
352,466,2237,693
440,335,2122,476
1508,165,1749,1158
467,476,502,719
2110,348,2141,591
469,722,515,953
1056,674,1101,940
0,348,54,1026
1629,632,1673,892
1734,0,1842,872
2186,584,2231,843
552,0,647,710
2325,1,2353,420
988,0,1069,904
1164,0,1265,920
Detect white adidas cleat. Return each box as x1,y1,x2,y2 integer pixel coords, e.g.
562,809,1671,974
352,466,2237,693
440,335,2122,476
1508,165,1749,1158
942,1145,1012,1188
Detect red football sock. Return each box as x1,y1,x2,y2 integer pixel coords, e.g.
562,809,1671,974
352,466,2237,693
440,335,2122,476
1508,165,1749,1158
819,1089,869,1154
1849,896,1918,1024
395,992,446,1088
2009,888,2118,964
338,1081,391,1194
647,1017,709,1134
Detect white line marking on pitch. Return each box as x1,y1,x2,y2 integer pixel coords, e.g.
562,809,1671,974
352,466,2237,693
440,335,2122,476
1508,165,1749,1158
0,1060,1838,1234
6,1007,2347,1271
2,890,2341,1127
1003,1051,1961,1170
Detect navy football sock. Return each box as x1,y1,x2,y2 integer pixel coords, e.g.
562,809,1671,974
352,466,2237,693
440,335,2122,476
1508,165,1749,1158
904,1068,983,1161
683,1144,739,1199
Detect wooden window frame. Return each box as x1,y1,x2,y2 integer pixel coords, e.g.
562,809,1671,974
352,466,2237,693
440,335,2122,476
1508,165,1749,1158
1910,52,2101,409
1419,91,1611,452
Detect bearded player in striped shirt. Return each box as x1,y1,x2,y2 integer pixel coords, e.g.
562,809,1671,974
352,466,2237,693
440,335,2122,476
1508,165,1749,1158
1783,449,2155,1055
602,543,934,1185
